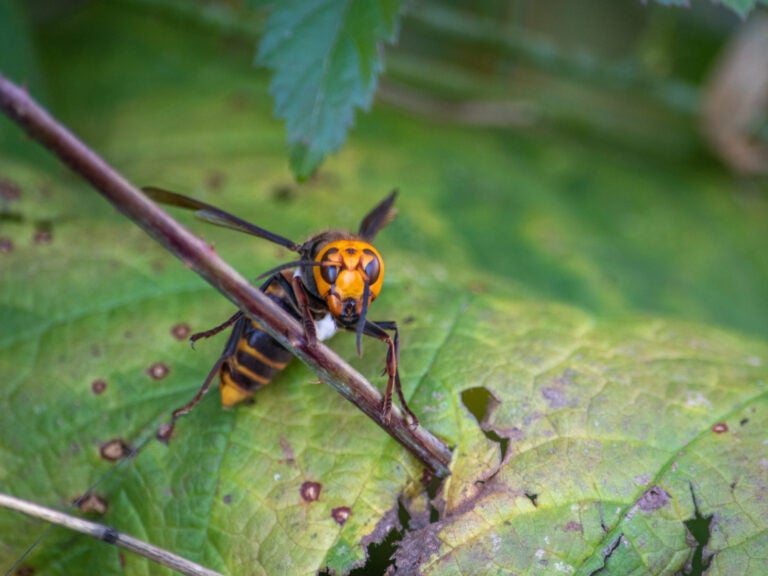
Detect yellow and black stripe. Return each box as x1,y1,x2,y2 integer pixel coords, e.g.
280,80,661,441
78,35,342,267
218,275,296,406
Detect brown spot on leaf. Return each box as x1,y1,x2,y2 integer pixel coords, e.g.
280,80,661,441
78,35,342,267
205,170,226,191
638,486,671,512
361,504,403,552
223,494,232,505
91,379,107,395
171,323,191,340
33,228,52,244
147,362,170,380
157,422,174,443
271,184,297,203
279,437,295,464
100,439,130,461
300,481,322,503
14,566,34,576
712,422,729,434
331,506,351,525
76,493,108,515
563,521,583,533
0,179,21,201
228,91,250,111
541,386,569,409
0,238,13,253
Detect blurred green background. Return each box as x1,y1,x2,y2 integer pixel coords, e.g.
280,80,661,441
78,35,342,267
2,0,767,341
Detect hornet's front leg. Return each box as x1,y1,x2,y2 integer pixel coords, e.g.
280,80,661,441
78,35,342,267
289,274,318,347
360,320,418,427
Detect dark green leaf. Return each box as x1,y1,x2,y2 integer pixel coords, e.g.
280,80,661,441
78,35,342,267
257,0,403,179
653,0,762,17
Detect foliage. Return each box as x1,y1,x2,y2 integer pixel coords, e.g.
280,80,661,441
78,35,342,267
257,0,403,179
2,1,768,575
653,0,768,18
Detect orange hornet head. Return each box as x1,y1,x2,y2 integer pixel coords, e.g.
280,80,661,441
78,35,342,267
312,240,384,327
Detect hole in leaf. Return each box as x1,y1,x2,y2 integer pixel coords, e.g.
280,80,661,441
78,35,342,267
525,492,539,508
679,484,713,576
420,472,444,523
460,386,508,459
348,500,410,576
461,386,496,424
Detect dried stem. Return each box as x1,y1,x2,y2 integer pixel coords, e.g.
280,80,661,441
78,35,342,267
0,74,452,477
0,493,222,576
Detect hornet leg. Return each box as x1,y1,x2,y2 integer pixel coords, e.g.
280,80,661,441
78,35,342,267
359,320,418,427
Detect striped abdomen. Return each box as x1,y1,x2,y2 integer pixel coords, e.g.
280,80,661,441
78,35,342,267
218,275,297,407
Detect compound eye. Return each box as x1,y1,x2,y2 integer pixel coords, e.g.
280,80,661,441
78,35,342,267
363,250,381,284
321,263,340,285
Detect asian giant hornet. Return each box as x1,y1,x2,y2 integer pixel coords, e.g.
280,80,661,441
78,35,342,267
142,187,417,434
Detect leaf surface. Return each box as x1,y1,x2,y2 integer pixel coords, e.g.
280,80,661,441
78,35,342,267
257,0,402,179
396,298,768,575
1,3,768,576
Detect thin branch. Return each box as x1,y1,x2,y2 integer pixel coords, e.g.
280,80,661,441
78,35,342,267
0,493,221,576
0,74,452,478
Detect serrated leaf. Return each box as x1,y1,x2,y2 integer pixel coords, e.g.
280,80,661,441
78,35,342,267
652,0,762,17
257,0,402,180
719,0,760,17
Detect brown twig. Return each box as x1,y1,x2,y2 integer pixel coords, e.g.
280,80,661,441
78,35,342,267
0,74,452,478
0,493,222,576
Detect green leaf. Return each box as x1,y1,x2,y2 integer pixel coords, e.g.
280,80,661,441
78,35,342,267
2,3,768,575
0,159,430,575
652,0,762,17
395,299,768,574
257,0,403,180
720,0,760,17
